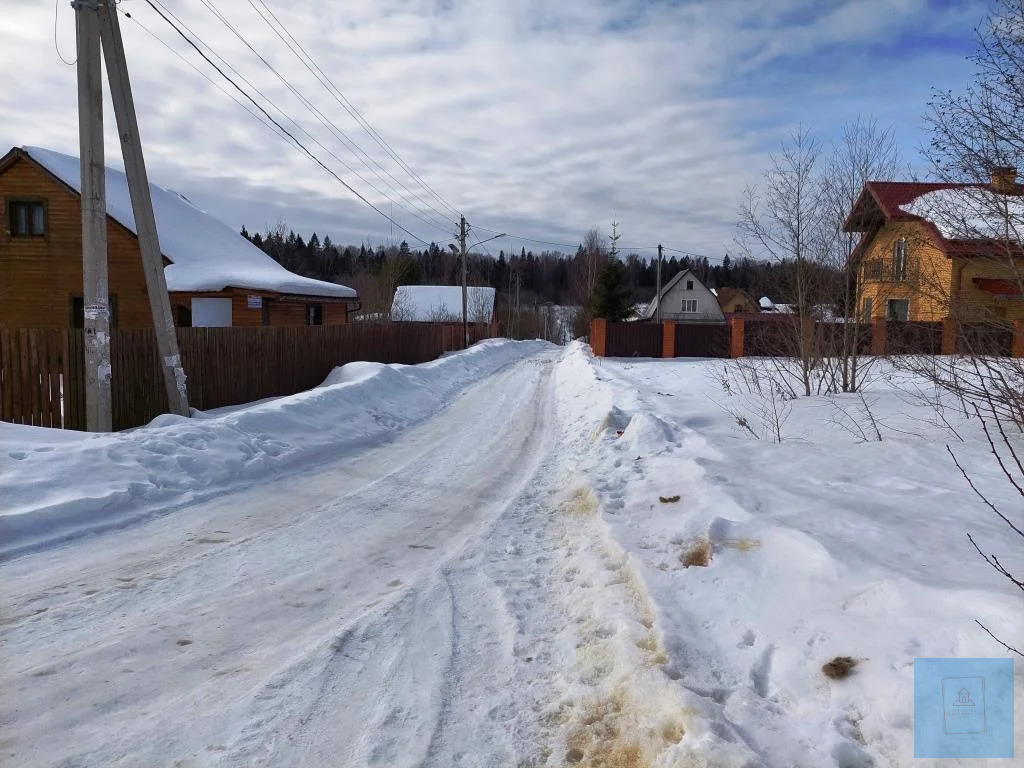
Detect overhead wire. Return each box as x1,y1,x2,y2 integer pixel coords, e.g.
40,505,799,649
192,0,457,235
139,0,432,246
247,0,463,222
146,0,453,239
121,8,286,146
130,2,726,261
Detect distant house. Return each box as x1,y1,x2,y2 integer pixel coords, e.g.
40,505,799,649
642,269,725,323
844,168,1023,322
0,146,359,328
715,287,759,314
391,285,495,323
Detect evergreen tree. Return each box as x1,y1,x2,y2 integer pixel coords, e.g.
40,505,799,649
591,259,632,321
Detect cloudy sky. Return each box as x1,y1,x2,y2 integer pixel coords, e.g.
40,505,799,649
0,0,991,260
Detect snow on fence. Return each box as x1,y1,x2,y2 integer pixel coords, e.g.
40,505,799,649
0,323,497,431
591,316,1024,360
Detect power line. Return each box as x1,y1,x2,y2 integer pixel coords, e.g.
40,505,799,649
145,0,453,238
192,0,457,234
139,0,433,246
248,0,463,222
122,9,285,146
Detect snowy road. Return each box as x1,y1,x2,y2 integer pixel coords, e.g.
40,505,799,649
2,349,590,767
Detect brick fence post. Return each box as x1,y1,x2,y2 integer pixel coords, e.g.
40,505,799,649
1012,319,1024,359
730,316,745,358
941,316,957,356
591,317,607,356
871,318,886,357
661,321,675,358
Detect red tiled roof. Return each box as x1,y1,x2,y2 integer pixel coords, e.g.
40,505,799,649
863,181,974,219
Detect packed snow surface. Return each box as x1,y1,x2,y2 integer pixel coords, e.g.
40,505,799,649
391,284,495,322
1,342,1021,766
24,146,355,298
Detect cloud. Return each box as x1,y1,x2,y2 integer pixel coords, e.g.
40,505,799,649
0,0,988,259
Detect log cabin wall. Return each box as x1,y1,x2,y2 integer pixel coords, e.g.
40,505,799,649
0,151,154,328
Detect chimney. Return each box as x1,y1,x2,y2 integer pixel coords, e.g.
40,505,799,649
991,165,1019,195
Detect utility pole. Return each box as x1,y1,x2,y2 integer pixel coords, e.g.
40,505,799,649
656,243,663,323
76,2,111,432
95,1,189,416
460,215,468,349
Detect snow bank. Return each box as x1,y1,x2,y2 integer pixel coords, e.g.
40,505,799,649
0,339,546,559
25,146,355,298
553,345,1024,766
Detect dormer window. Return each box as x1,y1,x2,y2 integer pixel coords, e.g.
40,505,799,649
892,238,908,281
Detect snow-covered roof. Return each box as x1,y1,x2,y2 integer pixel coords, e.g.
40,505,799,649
24,147,356,299
391,285,495,322
900,187,1024,242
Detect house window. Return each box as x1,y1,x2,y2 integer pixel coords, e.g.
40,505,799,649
892,238,908,281
175,304,192,327
864,260,882,280
686,280,694,290
306,303,323,325
886,298,909,322
862,297,873,321
9,200,46,236
680,299,698,313
70,295,118,329
733,304,743,313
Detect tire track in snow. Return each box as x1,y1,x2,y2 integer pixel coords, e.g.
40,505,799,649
217,356,563,767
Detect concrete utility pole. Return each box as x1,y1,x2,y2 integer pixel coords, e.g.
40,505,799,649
656,243,663,323
460,215,469,349
76,2,111,432
95,1,189,416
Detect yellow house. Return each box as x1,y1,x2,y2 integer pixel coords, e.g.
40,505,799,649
844,169,1024,323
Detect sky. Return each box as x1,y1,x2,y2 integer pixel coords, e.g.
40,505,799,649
0,0,993,262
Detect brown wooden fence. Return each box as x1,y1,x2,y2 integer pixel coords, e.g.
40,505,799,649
605,321,662,357
674,323,731,357
1,323,496,431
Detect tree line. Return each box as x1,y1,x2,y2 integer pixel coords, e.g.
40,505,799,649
240,223,842,330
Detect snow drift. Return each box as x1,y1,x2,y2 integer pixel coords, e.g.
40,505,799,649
0,339,547,559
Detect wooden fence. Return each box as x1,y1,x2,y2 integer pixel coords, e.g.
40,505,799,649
1,322,496,431
591,316,1024,361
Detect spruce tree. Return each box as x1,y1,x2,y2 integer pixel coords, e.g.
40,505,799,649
591,259,632,321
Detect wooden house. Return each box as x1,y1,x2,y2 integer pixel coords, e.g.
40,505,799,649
641,269,725,323
844,168,1023,323
0,146,359,328
715,287,759,314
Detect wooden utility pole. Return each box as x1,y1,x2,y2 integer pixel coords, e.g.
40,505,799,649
656,243,663,323
76,2,112,432
95,1,189,416
460,215,468,349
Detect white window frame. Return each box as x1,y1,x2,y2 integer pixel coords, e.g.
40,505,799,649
892,238,908,281
886,298,909,322
680,299,698,313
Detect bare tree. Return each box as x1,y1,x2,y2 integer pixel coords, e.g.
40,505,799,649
738,127,826,396
918,0,1024,655
818,117,902,392
572,227,608,329
468,287,493,324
